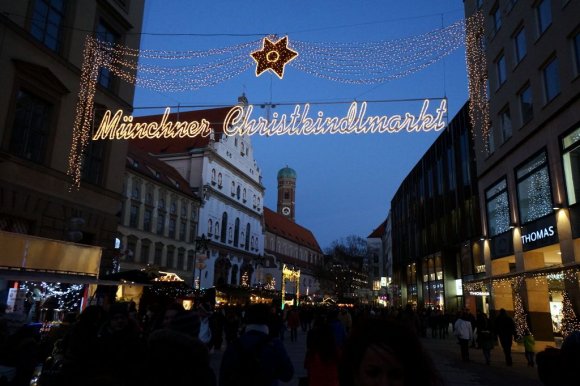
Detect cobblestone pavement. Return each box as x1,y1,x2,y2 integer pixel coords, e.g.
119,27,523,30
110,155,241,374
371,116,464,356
210,328,546,386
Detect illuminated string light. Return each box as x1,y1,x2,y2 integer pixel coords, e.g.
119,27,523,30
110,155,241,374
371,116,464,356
68,16,476,188
561,291,580,338
465,11,490,153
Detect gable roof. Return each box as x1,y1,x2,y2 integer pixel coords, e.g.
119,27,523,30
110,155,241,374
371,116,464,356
264,207,322,253
130,106,234,154
126,142,196,197
367,219,387,238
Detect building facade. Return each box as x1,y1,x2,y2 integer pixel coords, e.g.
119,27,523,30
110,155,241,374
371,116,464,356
132,96,265,290
464,0,580,341
391,102,482,313
0,0,145,293
117,144,202,283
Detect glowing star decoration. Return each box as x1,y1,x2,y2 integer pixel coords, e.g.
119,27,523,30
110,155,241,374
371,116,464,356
251,36,298,79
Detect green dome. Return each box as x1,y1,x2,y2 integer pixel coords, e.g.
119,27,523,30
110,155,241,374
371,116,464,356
277,166,297,179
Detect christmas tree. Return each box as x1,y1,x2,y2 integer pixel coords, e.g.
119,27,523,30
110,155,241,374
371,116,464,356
513,290,529,338
561,291,580,338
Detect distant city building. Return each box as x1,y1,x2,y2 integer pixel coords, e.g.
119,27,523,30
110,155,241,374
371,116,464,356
367,213,393,305
391,102,481,312
118,144,201,283
464,0,580,341
0,1,145,290
131,95,265,289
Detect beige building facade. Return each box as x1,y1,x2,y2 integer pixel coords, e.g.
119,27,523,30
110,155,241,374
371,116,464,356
0,0,145,286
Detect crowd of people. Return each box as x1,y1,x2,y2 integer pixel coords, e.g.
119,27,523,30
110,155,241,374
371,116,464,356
1,300,579,386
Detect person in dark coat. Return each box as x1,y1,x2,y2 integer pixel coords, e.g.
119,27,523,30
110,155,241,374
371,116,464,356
219,303,293,386
494,308,517,366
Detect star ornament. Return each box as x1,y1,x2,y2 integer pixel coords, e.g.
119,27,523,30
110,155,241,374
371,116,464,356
251,36,298,79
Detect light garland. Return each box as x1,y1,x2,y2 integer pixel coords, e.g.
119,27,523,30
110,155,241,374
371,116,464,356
21,282,85,313
67,16,478,188
561,291,580,338
465,11,490,153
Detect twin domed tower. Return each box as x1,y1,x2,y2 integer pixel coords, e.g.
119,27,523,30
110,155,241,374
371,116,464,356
277,166,296,222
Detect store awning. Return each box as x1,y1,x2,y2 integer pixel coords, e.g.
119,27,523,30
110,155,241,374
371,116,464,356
0,230,101,277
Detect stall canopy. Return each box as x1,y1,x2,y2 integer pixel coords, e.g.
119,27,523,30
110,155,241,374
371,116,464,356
0,230,102,278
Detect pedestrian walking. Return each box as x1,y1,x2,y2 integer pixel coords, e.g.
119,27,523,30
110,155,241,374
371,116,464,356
453,311,473,362
286,306,300,342
219,303,293,386
477,317,494,365
523,329,535,367
304,314,340,386
494,308,517,366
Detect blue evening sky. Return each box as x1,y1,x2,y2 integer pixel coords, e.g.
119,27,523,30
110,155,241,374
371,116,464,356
133,0,469,250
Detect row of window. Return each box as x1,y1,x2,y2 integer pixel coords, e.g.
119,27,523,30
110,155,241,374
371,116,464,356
207,214,260,252
210,168,262,210
485,127,579,237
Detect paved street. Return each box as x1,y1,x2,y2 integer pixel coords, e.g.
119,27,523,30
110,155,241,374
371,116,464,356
210,328,546,386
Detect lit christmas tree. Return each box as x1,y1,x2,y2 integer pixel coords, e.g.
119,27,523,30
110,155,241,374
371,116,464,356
513,290,529,337
561,291,580,338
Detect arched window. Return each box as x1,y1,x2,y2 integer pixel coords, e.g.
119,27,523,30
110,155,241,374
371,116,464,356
218,173,222,188
220,212,228,243
234,218,240,247
211,168,216,184
240,231,245,246
214,221,219,238
208,219,213,236
236,185,241,200
243,188,247,202
228,227,233,243
231,181,235,195
245,223,250,251
241,142,245,155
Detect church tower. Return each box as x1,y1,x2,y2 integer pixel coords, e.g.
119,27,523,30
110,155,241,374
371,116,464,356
277,166,297,222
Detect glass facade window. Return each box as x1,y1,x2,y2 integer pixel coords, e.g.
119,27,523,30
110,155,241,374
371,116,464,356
96,21,120,89
573,32,580,75
496,53,507,87
516,151,552,224
486,178,510,236
499,106,512,143
144,208,152,231
487,127,496,155
129,204,139,228
492,4,502,33
562,127,580,205
519,84,534,124
514,27,527,63
30,0,66,52
536,0,552,35
542,57,560,103
10,90,52,164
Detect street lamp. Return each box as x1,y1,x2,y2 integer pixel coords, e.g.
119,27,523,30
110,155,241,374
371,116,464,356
192,234,209,290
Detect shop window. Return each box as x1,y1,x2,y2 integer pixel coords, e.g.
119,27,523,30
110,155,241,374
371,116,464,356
542,56,560,103
516,151,552,224
30,0,67,53
486,178,510,236
562,127,580,205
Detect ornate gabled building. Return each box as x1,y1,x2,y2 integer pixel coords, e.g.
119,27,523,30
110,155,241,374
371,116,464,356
131,95,265,289
118,143,201,283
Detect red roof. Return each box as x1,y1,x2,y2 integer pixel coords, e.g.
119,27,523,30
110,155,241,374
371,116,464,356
264,207,322,253
367,219,387,238
130,106,234,154
126,142,196,197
